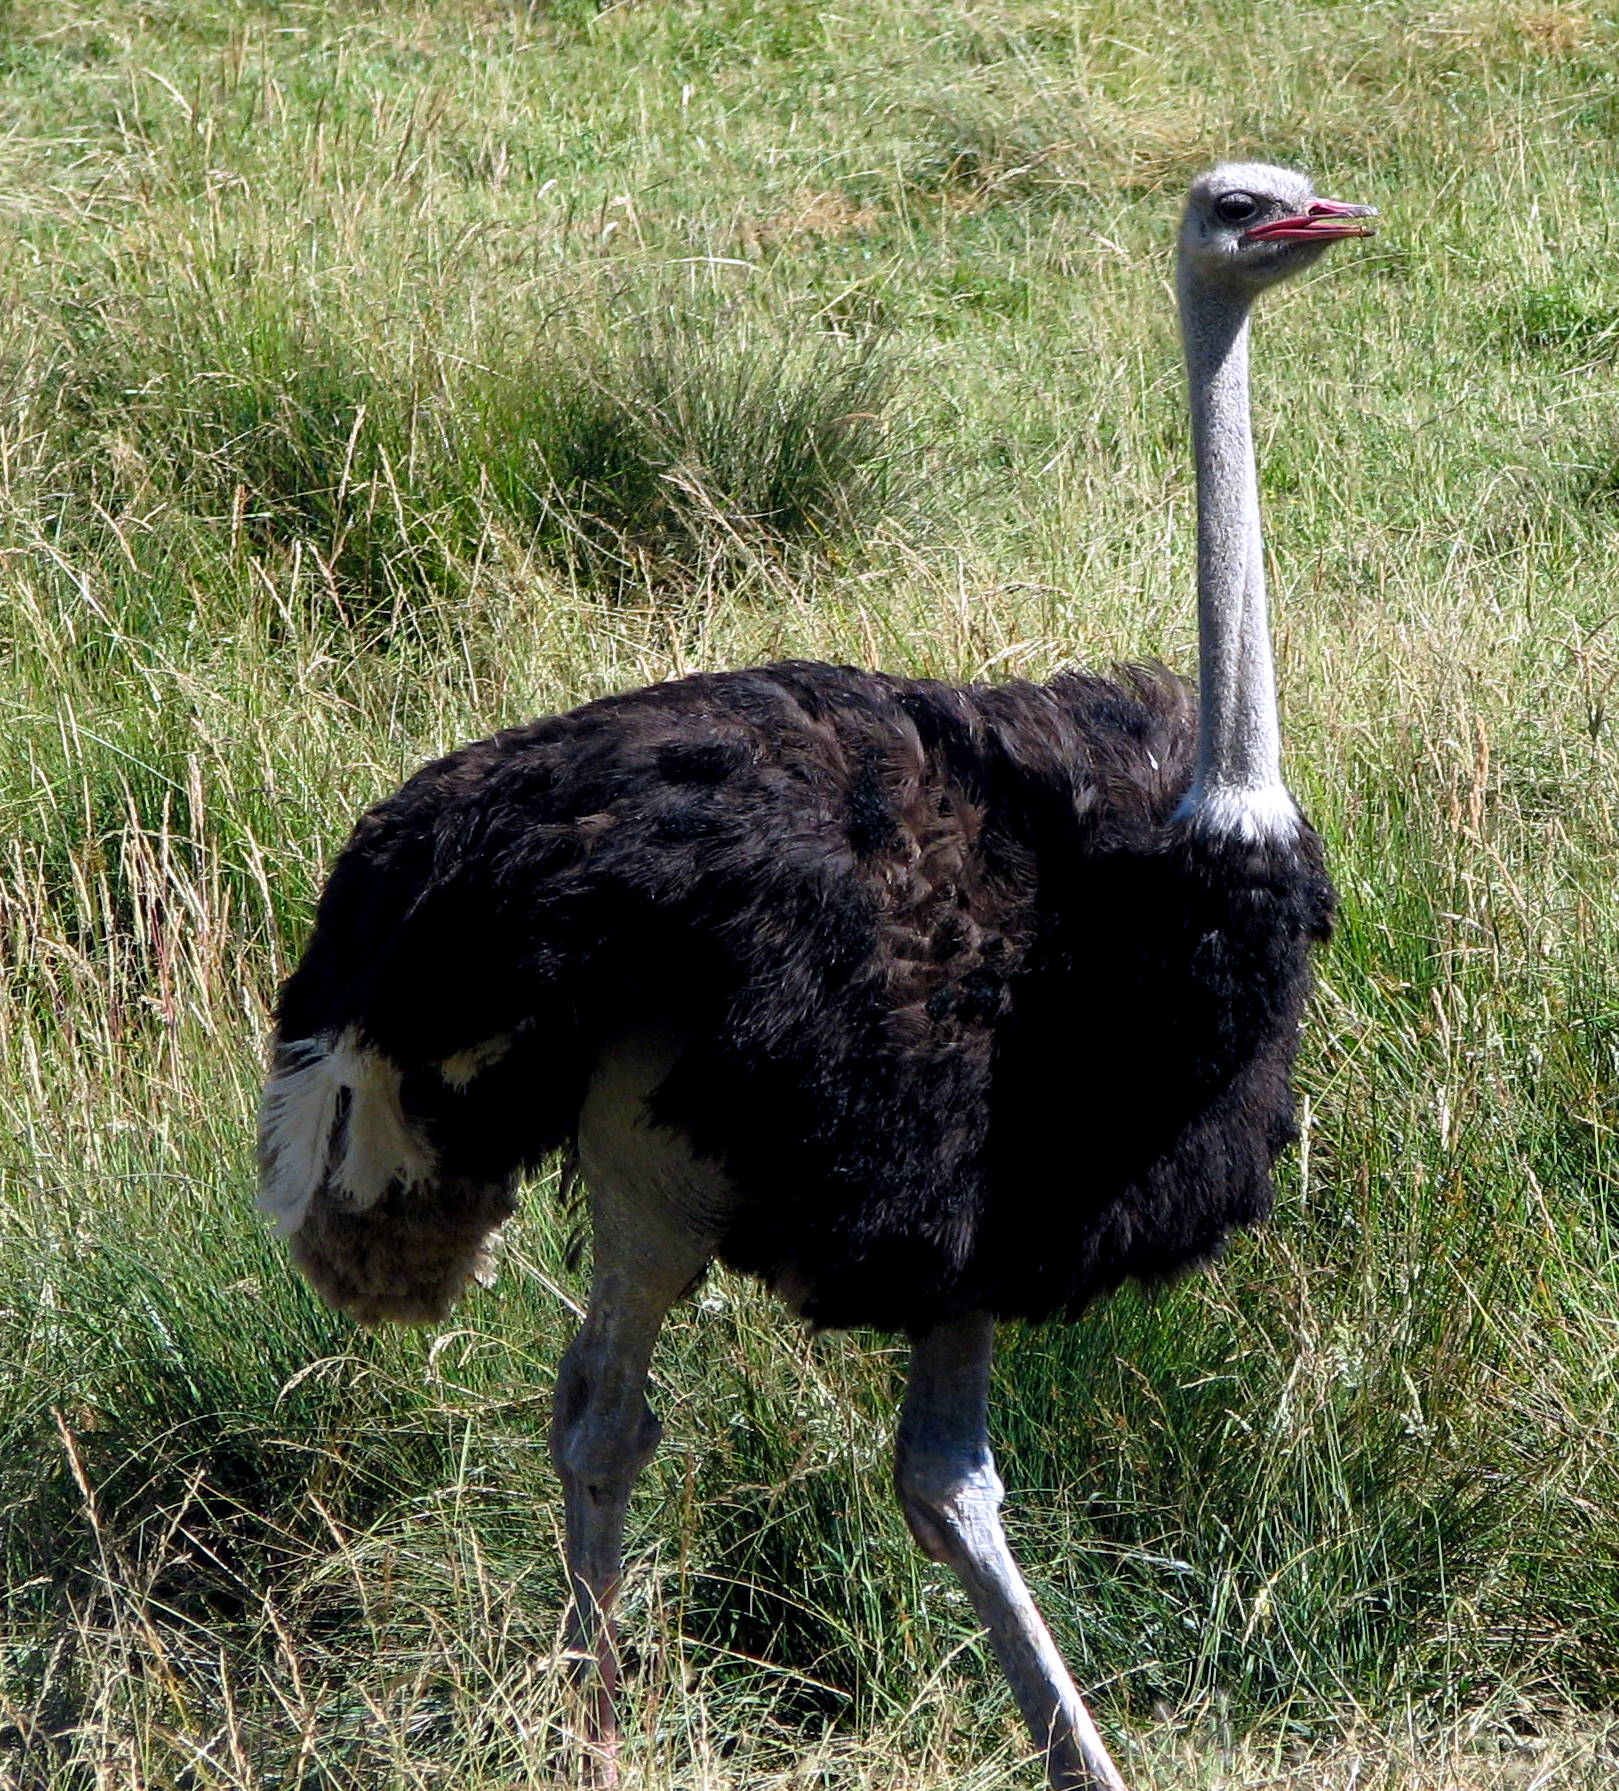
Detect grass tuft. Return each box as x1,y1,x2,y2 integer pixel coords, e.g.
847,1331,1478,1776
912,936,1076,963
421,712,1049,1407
472,319,903,597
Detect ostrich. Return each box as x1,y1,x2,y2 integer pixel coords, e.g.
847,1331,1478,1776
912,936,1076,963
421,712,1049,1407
259,164,1374,1791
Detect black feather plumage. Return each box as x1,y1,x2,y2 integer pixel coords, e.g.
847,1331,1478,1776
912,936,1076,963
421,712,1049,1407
271,658,1333,1333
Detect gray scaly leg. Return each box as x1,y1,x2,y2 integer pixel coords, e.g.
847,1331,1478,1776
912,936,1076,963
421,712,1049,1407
551,1032,729,1786
549,1266,682,1786
895,1312,1128,1791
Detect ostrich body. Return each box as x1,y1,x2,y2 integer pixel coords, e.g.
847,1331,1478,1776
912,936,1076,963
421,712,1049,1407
260,166,1373,1790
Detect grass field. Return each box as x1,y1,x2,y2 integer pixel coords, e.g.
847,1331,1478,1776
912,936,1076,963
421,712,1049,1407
1,1,1617,1785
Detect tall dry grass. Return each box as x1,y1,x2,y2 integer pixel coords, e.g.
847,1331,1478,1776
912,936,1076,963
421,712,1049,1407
1,1,1616,1785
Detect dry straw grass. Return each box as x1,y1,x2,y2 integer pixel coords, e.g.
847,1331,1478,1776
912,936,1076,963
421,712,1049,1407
0,0,1616,1786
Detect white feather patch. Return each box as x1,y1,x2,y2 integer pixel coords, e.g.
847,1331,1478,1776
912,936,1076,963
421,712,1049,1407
1176,783,1301,844
257,1036,344,1235
257,1027,434,1235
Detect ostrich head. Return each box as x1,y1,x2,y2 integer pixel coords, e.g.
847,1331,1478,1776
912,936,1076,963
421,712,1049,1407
1180,162,1375,296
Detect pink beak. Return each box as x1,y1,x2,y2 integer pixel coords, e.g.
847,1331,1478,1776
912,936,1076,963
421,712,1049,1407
1240,197,1377,245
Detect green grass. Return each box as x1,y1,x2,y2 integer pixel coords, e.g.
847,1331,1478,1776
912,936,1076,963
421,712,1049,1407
1,0,1618,1785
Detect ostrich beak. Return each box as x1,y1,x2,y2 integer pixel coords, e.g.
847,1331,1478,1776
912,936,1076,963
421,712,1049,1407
1240,198,1377,245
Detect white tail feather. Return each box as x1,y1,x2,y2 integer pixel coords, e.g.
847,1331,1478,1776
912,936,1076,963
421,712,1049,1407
258,1027,434,1235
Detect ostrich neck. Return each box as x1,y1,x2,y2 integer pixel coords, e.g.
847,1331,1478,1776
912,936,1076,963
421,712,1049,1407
1177,278,1295,836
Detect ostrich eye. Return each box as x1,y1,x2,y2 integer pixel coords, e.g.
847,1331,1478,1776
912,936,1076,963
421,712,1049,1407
1215,192,1260,225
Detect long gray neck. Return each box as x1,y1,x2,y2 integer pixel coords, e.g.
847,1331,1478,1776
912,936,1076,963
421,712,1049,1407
1176,276,1296,839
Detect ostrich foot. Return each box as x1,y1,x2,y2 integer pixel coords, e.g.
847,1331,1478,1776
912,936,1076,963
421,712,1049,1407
552,1642,621,1789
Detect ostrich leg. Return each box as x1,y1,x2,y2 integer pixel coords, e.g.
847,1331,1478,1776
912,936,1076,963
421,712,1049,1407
551,1037,723,1788
549,1257,688,1787
895,1312,1128,1791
